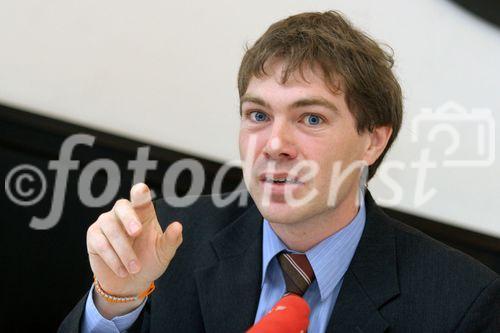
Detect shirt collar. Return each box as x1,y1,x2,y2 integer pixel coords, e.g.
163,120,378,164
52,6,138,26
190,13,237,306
261,188,366,301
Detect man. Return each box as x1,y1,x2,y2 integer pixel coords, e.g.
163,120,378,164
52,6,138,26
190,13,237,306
59,11,499,332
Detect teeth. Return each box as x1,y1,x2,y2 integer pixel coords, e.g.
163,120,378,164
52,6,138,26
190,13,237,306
264,177,300,184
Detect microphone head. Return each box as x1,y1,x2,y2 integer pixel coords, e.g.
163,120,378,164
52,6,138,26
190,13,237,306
247,294,310,333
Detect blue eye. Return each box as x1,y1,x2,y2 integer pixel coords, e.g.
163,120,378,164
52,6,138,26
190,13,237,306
305,114,322,126
250,111,268,122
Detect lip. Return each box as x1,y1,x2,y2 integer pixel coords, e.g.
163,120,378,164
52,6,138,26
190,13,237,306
257,172,305,198
258,172,304,184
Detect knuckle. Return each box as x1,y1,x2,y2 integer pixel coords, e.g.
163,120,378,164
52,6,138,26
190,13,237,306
96,212,112,224
114,198,129,210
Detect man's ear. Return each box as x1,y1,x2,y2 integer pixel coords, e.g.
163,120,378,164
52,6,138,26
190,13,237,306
364,126,393,166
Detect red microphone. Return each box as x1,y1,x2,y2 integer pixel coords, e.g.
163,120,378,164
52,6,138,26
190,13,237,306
247,294,310,333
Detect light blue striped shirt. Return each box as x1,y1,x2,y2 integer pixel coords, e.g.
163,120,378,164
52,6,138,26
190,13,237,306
81,284,147,333
254,196,366,333
82,192,365,333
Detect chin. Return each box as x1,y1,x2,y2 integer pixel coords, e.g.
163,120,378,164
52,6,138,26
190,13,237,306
255,198,316,225
248,179,328,222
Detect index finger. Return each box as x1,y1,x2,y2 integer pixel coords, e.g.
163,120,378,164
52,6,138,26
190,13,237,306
130,183,157,225
113,199,142,236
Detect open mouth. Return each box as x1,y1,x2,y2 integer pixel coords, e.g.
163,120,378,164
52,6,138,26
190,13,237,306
259,173,305,185
263,177,302,185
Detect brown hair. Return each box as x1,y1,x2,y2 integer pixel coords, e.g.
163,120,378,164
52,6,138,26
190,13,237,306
238,10,403,181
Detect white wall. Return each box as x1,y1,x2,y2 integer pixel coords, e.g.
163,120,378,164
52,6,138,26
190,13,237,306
1,0,499,237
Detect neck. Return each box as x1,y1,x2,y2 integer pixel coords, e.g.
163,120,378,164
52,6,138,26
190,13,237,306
269,188,362,252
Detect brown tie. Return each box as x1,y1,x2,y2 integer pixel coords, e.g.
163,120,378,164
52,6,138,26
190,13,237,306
247,252,314,332
277,251,315,296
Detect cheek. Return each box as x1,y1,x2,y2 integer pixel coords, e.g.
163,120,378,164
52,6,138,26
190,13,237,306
239,130,267,163
238,133,247,159
298,135,335,163
239,130,253,157
299,136,358,182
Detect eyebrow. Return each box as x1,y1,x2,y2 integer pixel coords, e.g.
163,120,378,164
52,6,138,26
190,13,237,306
240,95,270,110
240,95,339,115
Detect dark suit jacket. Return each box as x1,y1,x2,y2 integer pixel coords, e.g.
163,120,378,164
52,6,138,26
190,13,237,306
59,190,500,332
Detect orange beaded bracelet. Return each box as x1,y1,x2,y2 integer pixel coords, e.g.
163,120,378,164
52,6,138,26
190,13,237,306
93,277,155,303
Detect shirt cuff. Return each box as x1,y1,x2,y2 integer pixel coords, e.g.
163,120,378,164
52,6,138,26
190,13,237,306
81,284,148,333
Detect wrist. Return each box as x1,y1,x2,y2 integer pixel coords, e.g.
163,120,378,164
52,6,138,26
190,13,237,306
94,277,155,303
96,276,153,298
92,288,145,320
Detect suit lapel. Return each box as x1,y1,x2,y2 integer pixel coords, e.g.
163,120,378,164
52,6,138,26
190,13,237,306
195,203,263,333
326,190,400,333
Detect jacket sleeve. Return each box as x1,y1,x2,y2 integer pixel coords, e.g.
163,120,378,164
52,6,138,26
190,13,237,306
454,277,500,332
57,291,151,333
57,291,89,333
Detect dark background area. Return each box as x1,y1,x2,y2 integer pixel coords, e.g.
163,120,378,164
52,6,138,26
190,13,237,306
449,0,500,29
1,104,499,332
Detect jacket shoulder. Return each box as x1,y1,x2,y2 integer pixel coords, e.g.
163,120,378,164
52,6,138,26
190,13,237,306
386,215,497,283
376,211,499,330
383,213,498,324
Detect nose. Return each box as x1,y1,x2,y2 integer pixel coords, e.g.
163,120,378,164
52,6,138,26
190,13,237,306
263,119,298,160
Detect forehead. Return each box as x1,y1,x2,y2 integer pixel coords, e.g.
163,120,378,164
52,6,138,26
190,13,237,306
243,60,346,106
245,60,343,97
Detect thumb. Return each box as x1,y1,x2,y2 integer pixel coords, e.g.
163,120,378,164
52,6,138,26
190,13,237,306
157,221,183,266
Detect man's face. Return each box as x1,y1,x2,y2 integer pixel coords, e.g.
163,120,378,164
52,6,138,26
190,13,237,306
239,60,373,226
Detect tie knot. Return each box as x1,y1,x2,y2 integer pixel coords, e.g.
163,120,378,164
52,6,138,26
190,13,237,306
277,251,315,296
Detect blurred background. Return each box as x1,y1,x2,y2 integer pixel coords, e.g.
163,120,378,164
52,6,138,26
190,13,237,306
1,0,499,331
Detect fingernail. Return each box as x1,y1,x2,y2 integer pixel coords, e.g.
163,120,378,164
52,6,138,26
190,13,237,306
129,260,139,273
129,221,140,234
